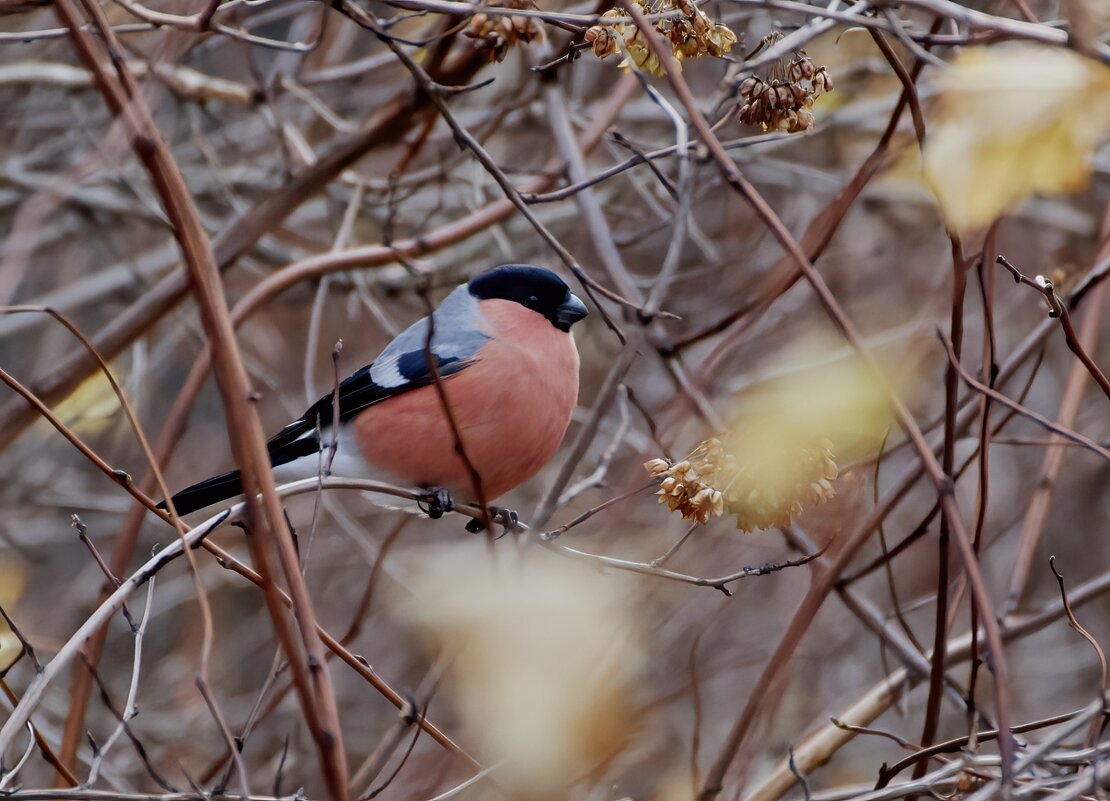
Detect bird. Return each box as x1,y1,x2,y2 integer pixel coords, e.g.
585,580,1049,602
160,264,589,526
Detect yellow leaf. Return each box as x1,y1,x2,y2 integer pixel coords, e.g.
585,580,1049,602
922,44,1110,233
48,370,122,435
0,632,17,674
394,546,644,795
0,560,26,609
719,335,925,530
0,559,27,673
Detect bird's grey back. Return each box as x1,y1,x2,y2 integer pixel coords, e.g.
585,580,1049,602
369,284,490,388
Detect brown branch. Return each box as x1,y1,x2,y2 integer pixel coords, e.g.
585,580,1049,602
543,540,827,596
72,515,136,631
880,706,1092,787
0,46,489,455
47,1,349,795
80,651,177,792
0,306,237,788
613,2,1015,792
748,568,1110,801
0,679,79,787
1004,281,1107,611
673,19,945,355
996,255,1110,403
844,347,1048,585
350,3,641,336
541,481,657,540
937,330,1110,460
0,473,483,770
1048,556,1108,748
917,237,968,783
868,29,926,146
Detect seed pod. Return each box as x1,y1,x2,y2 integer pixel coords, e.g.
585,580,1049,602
755,97,773,124
706,24,736,56
585,25,618,58
773,109,796,132
813,67,832,95
680,37,701,58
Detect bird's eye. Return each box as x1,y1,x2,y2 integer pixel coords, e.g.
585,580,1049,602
527,295,539,306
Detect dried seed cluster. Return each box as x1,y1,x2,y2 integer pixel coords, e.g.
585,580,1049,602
645,435,839,531
738,49,832,133
584,0,737,78
644,439,728,524
465,0,546,63
729,435,837,532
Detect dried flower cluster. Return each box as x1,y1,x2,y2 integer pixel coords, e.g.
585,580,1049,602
644,438,728,524
584,0,737,77
730,435,837,531
645,435,839,531
465,0,545,63
738,48,832,133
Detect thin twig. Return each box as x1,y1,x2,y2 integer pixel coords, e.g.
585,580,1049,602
996,255,1110,403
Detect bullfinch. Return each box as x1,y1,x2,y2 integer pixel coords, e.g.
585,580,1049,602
161,264,589,523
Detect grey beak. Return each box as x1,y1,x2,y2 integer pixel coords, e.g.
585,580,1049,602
555,292,589,329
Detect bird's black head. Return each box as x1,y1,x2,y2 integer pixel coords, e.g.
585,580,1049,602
468,264,588,332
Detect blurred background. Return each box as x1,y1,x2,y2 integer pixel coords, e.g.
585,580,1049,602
0,0,1108,799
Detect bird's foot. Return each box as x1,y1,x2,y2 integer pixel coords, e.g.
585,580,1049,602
465,506,521,536
417,487,454,520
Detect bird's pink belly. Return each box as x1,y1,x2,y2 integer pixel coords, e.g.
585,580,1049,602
352,349,577,500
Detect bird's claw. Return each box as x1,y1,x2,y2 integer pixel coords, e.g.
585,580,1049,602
417,487,454,520
464,506,521,536
497,508,522,534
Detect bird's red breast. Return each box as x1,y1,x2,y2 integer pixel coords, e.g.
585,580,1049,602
351,299,580,500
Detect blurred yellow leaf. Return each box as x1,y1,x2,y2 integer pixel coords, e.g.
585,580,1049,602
48,371,122,435
0,561,26,608
0,633,15,673
716,338,920,531
0,559,28,673
395,546,644,796
922,44,1110,233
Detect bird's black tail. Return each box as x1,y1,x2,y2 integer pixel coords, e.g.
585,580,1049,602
157,469,243,516
158,435,324,515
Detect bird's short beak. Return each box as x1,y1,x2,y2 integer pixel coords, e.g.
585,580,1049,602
556,293,589,328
